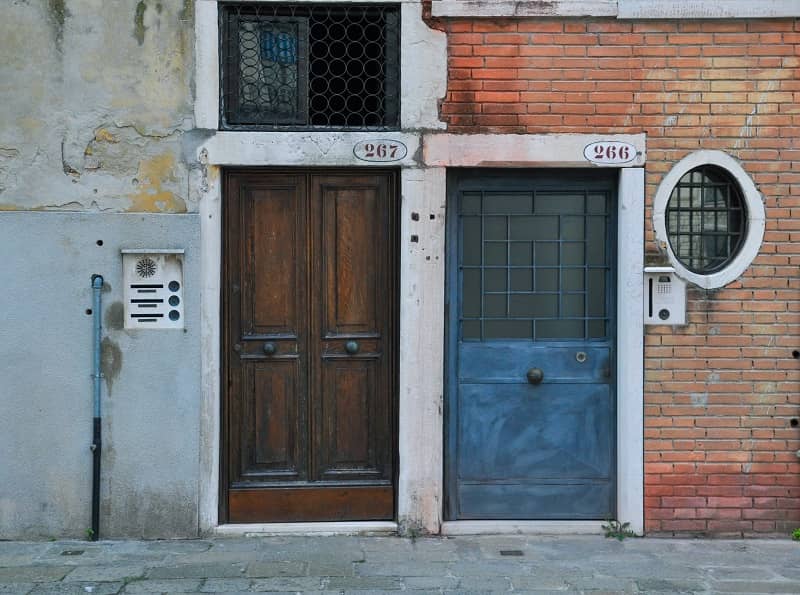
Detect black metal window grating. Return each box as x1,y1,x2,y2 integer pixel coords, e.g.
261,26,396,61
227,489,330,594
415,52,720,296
665,165,746,274
459,190,613,342
220,3,400,130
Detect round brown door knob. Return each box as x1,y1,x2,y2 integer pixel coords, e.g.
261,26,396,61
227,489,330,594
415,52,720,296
526,368,544,384
263,342,277,356
345,341,360,355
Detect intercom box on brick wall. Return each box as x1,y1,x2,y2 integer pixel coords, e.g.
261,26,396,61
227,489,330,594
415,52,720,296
643,267,686,326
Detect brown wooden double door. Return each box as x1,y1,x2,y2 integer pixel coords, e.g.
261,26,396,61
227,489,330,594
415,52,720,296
222,170,397,523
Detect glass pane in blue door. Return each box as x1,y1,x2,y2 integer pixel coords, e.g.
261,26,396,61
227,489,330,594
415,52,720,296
458,188,611,342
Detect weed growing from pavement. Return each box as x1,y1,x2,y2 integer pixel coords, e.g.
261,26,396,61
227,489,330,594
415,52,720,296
602,518,638,541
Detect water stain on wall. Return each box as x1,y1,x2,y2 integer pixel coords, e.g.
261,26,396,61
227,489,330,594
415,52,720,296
180,0,194,23
47,0,68,52
105,301,124,332
101,337,123,396
134,1,148,46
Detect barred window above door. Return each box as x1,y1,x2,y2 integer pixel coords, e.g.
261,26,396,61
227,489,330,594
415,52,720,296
220,3,400,130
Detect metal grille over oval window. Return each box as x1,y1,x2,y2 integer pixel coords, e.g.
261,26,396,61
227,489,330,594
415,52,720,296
220,3,400,130
664,165,746,274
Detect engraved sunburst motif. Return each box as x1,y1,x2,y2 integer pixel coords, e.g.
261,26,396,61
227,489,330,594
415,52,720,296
136,257,157,278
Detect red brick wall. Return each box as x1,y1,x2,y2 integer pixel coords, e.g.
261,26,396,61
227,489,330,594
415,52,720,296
439,16,800,535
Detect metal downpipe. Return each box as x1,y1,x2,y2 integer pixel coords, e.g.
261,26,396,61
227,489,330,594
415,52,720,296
91,274,104,541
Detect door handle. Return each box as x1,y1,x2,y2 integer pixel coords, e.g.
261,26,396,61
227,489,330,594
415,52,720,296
345,341,360,355
526,367,544,384
263,342,277,356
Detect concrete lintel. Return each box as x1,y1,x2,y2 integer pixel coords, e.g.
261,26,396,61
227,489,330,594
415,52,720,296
423,133,646,169
431,0,617,17
199,132,422,167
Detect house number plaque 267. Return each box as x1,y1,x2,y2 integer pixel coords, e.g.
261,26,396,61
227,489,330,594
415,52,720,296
353,139,408,162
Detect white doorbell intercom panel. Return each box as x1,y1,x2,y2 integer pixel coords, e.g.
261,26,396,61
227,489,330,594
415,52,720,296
122,249,185,330
644,267,686,326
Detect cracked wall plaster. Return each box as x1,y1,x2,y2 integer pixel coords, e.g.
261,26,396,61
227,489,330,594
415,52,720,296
0,0,195,212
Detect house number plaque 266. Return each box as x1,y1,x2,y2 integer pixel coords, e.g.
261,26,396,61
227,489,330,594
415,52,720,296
583,141,637,165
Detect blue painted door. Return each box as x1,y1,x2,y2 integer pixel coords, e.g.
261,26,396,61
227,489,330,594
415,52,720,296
446,169,617,520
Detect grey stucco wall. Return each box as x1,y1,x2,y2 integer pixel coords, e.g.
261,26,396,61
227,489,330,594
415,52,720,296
0,0,197,213
0,212,201,539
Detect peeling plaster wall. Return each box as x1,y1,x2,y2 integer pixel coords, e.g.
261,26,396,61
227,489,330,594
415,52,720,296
0,213,201,539
0,0,196,213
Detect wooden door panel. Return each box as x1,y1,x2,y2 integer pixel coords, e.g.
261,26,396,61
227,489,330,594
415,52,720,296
238,362,303,480
226,174,309,488
316,359,388,481
244,184,304,336
326,363,372,467
312,173,393,488
318,178,383,337
229,486,393,523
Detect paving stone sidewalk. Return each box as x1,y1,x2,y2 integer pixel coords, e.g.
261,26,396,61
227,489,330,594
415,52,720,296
0,534,798,594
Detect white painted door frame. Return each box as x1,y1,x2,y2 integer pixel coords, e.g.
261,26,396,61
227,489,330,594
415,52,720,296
194,134,645,536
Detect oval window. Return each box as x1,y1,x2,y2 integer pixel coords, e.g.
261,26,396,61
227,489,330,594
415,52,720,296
653,150,765,289
665,165,746,274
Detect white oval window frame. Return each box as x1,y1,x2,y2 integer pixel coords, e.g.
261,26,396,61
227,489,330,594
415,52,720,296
653,150,765,289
